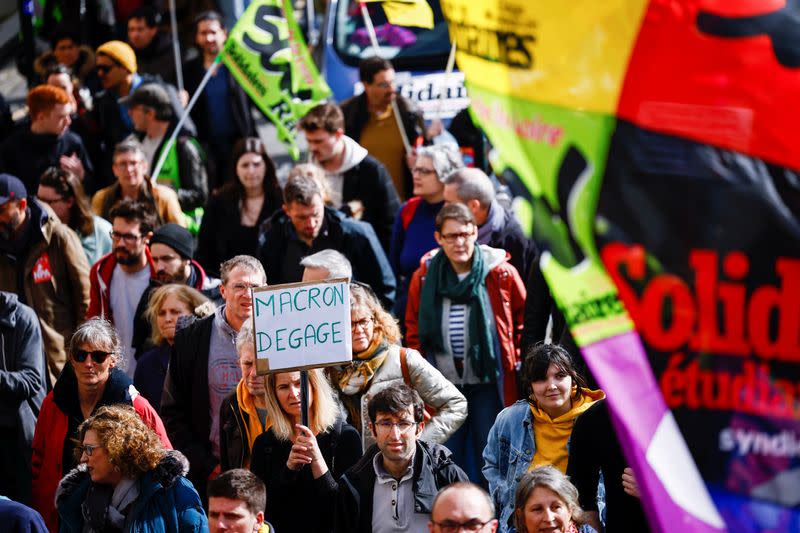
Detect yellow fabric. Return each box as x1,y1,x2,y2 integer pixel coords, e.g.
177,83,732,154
236,379,270,469
362,0,434,29
529,388,605,473
359,106,407,199
96,40,137,73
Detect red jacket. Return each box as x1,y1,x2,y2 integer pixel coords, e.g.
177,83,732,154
86,247,157,322
30,368,171,532
405,246,526,406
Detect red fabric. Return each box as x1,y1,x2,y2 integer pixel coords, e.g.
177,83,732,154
86,248,157,322
401,196,423,231
405,249,526,406
30,391,171,532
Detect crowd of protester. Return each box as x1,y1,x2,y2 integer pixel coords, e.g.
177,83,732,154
0,5,649,532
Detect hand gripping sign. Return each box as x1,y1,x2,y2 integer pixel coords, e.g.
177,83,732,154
253,279,352,374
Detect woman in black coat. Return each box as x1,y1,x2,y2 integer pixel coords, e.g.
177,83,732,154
250,368,362,533
196,137,282,277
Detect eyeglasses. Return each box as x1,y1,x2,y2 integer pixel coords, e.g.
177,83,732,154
72,349,112,364
110,231,143,243
375,420,416,433
412,167,436,176
430,519,494,532
228,283,261,294
78,443,100,457
440,232,474,244
351,316,373,332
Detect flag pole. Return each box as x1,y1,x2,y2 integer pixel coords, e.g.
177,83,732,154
150,56,220,180
169,0,185,94
358,2,413,154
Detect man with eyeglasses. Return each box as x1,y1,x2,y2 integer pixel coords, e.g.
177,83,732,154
161,255,267,506
335,384,468,533
90,40,194,188
130,222,221,356
87,198,157,377
0,173,90,385
406,203,526,484
340,56,427,201
92,140,186,227
429,482,498,533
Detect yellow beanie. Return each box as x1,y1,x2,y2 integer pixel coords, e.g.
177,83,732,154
96,40,138,74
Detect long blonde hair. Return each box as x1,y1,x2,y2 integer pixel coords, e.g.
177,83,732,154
350,283,401,344
264,368,339,441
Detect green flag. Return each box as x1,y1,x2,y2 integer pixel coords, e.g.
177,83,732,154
222,0,331,159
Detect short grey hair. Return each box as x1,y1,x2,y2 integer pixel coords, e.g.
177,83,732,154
68,318,122,366
514,466,587,531
113,139,147,164
444,167,495,209
300,249,352,280
416,143,464,183
220,255,267,285
236,318,255,356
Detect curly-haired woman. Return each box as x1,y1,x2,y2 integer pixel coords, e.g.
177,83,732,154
55,404,207,532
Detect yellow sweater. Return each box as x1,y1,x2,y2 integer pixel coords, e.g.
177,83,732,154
529,388,605,473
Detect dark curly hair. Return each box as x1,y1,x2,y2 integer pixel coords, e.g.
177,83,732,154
522,343,587,403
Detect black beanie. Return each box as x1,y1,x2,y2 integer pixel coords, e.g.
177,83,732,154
150,223,194,259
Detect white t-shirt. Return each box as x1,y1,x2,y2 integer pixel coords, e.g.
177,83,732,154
109,264,151,377
140,134,164,170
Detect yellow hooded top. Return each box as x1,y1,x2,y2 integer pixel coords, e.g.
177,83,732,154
529,388,606,473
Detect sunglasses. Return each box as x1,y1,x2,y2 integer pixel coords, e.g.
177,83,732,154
72,350,112,364
95,64,114,74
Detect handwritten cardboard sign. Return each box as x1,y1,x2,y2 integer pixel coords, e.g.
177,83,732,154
252,279,352,374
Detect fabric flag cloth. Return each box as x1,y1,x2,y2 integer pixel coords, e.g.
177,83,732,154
221,0,332,159
362,0,434,30
439,0,800,532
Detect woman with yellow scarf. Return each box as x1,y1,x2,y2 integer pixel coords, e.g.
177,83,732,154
331,282,467,450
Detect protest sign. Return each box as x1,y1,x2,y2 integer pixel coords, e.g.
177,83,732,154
221,0,332,159
440,0,800,531
252,279,352,374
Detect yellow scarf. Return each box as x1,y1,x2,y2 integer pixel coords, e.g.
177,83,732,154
529,388,605,473
334,334,388,433
236,379,270,469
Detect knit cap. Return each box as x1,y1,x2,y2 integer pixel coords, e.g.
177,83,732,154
96,41,138,73
150,223,193,259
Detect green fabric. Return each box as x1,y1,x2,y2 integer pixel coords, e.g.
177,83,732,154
418,246,498,382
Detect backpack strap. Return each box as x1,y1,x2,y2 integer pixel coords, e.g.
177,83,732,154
399,347,411,385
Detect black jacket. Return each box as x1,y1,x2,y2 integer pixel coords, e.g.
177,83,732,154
197,191,282,279
219,389,249,471
0,128,94,195
567,399,649,532
335,440,468,533
250,417,362,533
340,151,401,252
135,33,179,86
183,57,256,144
257,207,396,309
340,92,425,198
136,125,208,212
160,313,216,499
89,74,195,189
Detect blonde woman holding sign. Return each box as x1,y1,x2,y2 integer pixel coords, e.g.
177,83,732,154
249,368,362,533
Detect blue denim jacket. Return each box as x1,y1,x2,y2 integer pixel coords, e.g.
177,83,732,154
482,400,535,533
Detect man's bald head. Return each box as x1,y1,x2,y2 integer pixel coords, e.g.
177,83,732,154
429,482,498,533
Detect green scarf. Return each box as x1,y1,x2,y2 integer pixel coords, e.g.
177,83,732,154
418,246,498,382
